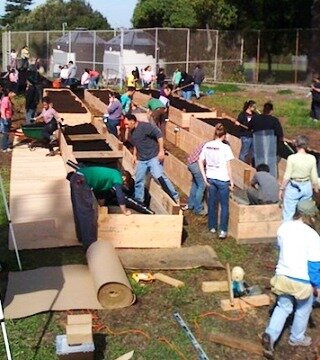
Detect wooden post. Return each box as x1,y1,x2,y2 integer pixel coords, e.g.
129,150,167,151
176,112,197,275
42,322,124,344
243,169,251,187
226,263,234,307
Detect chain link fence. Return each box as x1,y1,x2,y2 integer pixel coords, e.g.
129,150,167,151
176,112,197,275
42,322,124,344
1,28,317,85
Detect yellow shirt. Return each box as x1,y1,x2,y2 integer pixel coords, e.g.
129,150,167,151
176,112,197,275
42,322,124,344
126,74,135,87
284,152,318,184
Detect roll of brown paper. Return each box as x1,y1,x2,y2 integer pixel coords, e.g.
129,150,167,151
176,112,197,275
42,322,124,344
86,241,136,309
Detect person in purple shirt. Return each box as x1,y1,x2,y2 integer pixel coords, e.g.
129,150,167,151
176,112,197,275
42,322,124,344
103,92,122,137
33,96,62,156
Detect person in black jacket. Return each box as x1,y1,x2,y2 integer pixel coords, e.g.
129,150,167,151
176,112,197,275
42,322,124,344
235,100,256,164
310,76,320,120
25,79,39,124
178,71,194,101
248,102,284,178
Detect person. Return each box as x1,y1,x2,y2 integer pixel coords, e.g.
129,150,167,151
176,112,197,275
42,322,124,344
120,87,135,115
20,45,30,70
59,65,69,86
8,68,19,93
126,70,138,89
279,135,319,221
81,68,90,88
235,100,256,164
192,64,205,99
25,79,39,124
124,114,179,204
156,68,166,89
0,89,16,152
310,76,320,120
145,90,167,136
247,102,283,178
142,65,155,89
88,69,100,89
172,67,182,90
198,123,234,239
182,142,207,215
33,96,62,156
103,91,122,137
10,49,17,69
246,163,279,205
178,71,194,101
67,61,77,86
261,199,320,360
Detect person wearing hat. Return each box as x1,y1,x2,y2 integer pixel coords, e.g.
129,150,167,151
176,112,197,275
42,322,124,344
261,199,320,359
279,135,319,221
25,79,39,124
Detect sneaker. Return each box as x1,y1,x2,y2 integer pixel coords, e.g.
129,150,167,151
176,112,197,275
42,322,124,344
46,151,55,157
261,333,274,360
195,209,208,216
210,228,216,234
288,335,312,347
2,148,12,153
219,231,227,239
49,135,57,144
181,204,189,211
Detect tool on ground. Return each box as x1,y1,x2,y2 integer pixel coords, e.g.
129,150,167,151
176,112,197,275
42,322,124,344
0,299,13,360
173,312,209,360
0,175,22,271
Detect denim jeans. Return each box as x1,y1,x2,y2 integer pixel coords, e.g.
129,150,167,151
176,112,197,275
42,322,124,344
182,90,192,101
207,178,230,232
0,118,12,150
239,136,253,163
88,76,99,89
282,181,312,221
42,119,58,152
188,162,206,213
266,294,313,345
194,84,201,99
26,109,36,124
105,118,120,137
135,156,178,203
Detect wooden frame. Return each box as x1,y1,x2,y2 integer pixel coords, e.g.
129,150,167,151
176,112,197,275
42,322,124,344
84,89,108,114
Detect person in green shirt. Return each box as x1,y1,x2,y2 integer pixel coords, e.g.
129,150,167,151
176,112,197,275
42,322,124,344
146,90,166,136
77,166,131,215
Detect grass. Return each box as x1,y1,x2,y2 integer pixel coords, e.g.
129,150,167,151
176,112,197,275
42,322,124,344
276,89,294,95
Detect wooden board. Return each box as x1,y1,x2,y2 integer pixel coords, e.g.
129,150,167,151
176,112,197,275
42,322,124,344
68,134,107,141
84,89,107,114
202,281,229,293
189,116,215,141
220,294,270,311
98,213,182,248
73,150,123,159
154,273,184,287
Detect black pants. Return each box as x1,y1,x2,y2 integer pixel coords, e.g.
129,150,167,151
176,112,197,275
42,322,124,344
42,119,58,151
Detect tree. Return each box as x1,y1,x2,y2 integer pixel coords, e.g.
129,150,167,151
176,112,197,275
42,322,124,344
1,0,33,27
4,0,111,30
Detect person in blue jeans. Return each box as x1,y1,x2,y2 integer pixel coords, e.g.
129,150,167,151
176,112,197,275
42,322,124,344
261,199,320,359
198,123,234,239
178,71,194,101
182,142,207,215
124,114,179,204
103,91,122,137
235,100,256,164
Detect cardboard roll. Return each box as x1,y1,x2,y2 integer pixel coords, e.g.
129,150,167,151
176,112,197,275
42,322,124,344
98,282,134,309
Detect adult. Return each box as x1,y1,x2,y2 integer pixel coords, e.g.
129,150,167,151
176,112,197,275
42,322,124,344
172,67,182,90
178,71,194,101
182,142,207,215
124,114,179,204
88,69,100,89
104,92,122,137
120,87,135,115
0,89,16,152
199,123,234,239
247,102,283,178
33,96,62,156
192,64,205,100
59,65,69,86
67,61,77,86
142,65,155,89
81,68,90,88
247,164,279,205
20,45,30,70
25,79,39,124
156,68,166,89
235,100,256,164
310,76,320,120
261,199,320,359
145,90,167,136
8,68,19,93
280,135,318,221
126,70,137,89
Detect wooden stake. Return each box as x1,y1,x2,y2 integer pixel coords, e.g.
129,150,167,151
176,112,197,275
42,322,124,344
226,263,234,307
202,281,229,293
154,273,184,288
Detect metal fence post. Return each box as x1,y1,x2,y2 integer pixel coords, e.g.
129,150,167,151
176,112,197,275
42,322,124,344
255,30,261,83
240,37,244,65
186,29,190,72
294,29,300,84
119,27,124,89
155,27,158,72
214,30,219,82
93,30,96,70
68,30,71,56
26,31,29,47
46,31,50,71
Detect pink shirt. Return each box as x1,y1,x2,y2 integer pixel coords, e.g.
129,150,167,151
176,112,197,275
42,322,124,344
1,97,13,119
9,71,18,83
41,107,60,124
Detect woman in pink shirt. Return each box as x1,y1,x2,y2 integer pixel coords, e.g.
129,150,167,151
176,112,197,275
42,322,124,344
34,96,62,156
0,89,16,152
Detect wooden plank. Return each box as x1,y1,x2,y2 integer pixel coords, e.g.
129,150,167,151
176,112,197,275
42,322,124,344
84,89,107,114
230,158,255,190
153,273,184,287
202,281,229,293
73,150,123,159
189,116,215,140
148,179,180,215
208,333,263,356
220,294,270,311
68,134,106,141
98,213,182,248
226,263,234,307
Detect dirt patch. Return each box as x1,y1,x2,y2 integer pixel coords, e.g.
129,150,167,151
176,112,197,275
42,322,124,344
45,90,87,113
88,89,110,105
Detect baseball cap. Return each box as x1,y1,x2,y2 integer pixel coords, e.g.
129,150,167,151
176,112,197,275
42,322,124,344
297,199,319,216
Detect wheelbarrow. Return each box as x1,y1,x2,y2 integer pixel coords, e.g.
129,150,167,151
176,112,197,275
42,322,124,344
21,123,47,150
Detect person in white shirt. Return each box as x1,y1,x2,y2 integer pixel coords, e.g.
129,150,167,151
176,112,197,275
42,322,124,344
261,199,320,359
142,65,155,89
59,65,69,86
198,123,234,239
81,68,90,88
